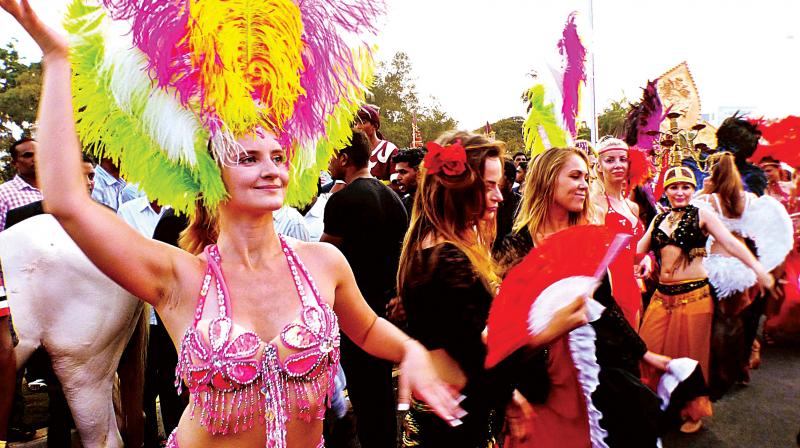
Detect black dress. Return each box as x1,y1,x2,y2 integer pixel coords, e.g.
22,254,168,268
401,243,510,447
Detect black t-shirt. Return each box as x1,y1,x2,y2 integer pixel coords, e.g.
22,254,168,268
323,177,408,314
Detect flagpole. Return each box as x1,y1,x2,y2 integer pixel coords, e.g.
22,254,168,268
588,0,598,144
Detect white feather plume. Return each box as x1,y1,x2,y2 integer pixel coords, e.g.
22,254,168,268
100,34,201,166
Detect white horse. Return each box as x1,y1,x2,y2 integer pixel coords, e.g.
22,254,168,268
0,214,146,448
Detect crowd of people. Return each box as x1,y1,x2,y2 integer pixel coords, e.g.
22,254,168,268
0,1,799,448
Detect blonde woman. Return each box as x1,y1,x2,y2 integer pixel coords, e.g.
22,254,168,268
591,138,646,329
1,2,462,447
498,147,672,448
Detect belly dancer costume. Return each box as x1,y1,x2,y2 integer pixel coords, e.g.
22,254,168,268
638,204,713,423
640,205,712,381
168,236,340,448
603,194,645,329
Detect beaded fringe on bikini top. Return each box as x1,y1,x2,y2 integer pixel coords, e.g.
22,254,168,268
175,236,340,448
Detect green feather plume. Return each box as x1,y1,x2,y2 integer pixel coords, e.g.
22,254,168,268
522,84,568,157
65,0,227,215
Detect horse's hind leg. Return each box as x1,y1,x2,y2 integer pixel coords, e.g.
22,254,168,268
59,366,122,448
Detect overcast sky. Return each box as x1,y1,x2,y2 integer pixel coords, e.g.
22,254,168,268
2,0,798,129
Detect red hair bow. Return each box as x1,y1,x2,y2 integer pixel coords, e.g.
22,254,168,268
424,140,467,176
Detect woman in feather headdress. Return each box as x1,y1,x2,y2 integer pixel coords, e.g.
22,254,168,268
692,153,793,397
495,147,681,448
0,1,465,447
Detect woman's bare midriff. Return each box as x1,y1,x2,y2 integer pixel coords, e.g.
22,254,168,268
657,245,708,284
174,397,324,447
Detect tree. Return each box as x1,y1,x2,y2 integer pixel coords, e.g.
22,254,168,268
596,96,629,139
369,52,457,148
0,41,42,181
473,116,525,154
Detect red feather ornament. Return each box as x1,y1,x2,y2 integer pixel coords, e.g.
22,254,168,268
749,116,800,168
485,225,629,368
626,147,652,193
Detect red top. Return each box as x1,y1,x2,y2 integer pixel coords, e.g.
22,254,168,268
603,195,645,329
505,337,590,448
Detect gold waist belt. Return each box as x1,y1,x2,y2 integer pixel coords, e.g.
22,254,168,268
653,284,711,311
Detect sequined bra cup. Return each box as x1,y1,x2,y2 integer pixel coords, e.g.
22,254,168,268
651,205,708,262
175,235,340,448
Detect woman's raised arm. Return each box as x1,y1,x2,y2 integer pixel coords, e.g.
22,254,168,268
1,0,192,305
700,208,774,293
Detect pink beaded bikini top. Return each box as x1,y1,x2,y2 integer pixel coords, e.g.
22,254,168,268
175,235,340,447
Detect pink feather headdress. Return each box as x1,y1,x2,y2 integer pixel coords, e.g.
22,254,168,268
84,0,383,208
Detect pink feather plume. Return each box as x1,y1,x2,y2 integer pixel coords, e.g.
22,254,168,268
558,12,586,138
279,0,384,147
102,0,199,105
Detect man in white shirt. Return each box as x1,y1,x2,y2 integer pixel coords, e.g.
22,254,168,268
356,104,399,182
117,195,168,239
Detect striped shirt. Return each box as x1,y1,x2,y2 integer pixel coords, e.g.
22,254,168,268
274,206,311,242
91,166,142,211
0,175,43,232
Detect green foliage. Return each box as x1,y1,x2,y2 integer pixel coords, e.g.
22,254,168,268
473,116,525,155
0,41,42,181
596,96,630,139
369,52,457,147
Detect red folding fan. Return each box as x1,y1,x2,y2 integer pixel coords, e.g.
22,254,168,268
485,225,630,368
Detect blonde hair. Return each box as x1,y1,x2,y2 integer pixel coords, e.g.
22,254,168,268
397,131,504,297
595,136,629,154
595,136,629,187
513,147,591,243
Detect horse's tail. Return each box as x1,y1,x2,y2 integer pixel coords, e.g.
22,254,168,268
118,303,148,448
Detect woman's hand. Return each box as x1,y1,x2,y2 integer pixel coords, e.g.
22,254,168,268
643,350,672,371
0,0,68,58
530,294,589,348
505,390,533,443
756,270,776,297
396,339,466,426
635,255,653,279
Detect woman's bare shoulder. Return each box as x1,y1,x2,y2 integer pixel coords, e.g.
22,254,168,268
289,239,349,269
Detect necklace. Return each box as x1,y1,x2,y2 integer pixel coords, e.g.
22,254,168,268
667,206,687,226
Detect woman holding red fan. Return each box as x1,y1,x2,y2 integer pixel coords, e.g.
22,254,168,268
495,147,676,448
